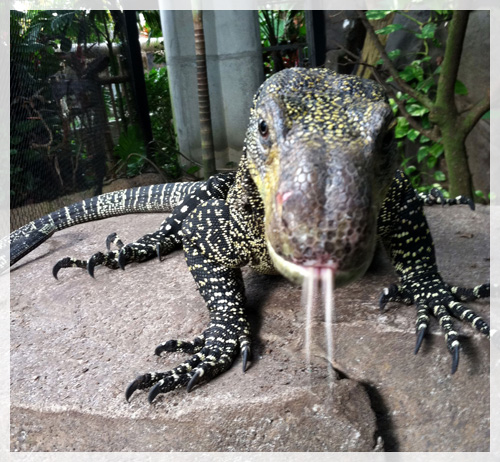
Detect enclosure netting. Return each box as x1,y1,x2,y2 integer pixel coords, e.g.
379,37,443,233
10,10,309,232
10,10,149,231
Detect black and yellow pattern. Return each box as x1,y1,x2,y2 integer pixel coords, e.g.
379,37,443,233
377,171,489,373
8,68,489,403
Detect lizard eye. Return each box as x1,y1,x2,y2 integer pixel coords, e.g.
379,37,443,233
258,119,269,138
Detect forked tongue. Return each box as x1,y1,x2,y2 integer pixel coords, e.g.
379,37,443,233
302,266,336,391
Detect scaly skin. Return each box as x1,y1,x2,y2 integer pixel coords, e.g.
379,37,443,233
9,68,489,403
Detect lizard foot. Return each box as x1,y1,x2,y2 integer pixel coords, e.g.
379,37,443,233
52,232,126,278
52,233,165,278
52,251,120,279
380,275,489,374
419,188,475,210
125,319,251,403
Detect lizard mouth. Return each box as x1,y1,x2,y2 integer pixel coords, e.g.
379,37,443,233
266,239,373,287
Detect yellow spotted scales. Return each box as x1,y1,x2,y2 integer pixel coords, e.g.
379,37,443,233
8,68,489,403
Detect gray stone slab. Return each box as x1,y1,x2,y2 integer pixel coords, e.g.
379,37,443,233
10,204,489,451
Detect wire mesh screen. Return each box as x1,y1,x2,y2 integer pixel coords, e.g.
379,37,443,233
10,10,169,231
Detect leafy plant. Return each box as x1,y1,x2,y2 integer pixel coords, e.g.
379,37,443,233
114,125,147,177
361,10,489,199
10,10,129,206
259,10,307,76
144,66,182,179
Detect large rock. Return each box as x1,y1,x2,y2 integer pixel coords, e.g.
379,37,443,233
10,205,489,451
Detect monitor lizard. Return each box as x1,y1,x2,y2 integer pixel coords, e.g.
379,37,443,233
9,68,489,403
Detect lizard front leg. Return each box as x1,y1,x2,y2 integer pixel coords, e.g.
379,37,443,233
377,170,489,373
52,174,235,278
125,199,253,402
51,214,183,278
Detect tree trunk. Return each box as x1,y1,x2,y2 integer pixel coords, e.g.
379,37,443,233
431,11,473,198
356,13,396,79
193,10,216,179
440,125,473,198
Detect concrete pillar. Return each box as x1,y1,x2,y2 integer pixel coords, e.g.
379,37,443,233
159,10,263,171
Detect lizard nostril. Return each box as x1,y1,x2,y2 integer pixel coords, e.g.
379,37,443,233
276,191,293,206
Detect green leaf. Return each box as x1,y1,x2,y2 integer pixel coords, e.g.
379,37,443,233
416,23,437,39
399,65,424,82
388,98,399,115
434,170,446,182
421,116,432,130
420,135,430,143
427,156,437,168
482,111,490,120
388,49,401,59
377,50,400,67
417,146,429,163
395,117,410,138
366,10,393,20
375,24,404,35
413,66,424,82
51,11,78,34
405,165,417,175
429,143,444,157
406,103,429,117
114,125,146,161
415,77,436,94
407,129,420,142
454,80,468,95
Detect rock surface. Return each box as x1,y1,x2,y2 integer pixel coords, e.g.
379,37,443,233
10,205,489,451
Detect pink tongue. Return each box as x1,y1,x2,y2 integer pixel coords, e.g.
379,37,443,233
303,260,339,273
312,265,337,284
303,264,336,387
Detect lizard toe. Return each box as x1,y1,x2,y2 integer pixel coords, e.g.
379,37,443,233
155,336,205,356
52,256,87,279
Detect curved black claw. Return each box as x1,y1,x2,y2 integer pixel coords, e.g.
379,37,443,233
379,291,387,311
118,250,126,270
451,345,460,375
379,284,398,311
106,232,117,251
462,196,475,211
414,327,427,355
52,260,65,280
125,376,142,402
85,252,108,278
242,346,250,372
186,369,203,393
87,257,97,278
148,381,163,404
156,243,162,262
52,257,87,279
155,340,177,356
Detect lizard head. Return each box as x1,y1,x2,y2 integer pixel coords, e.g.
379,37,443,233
244,68,397,286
